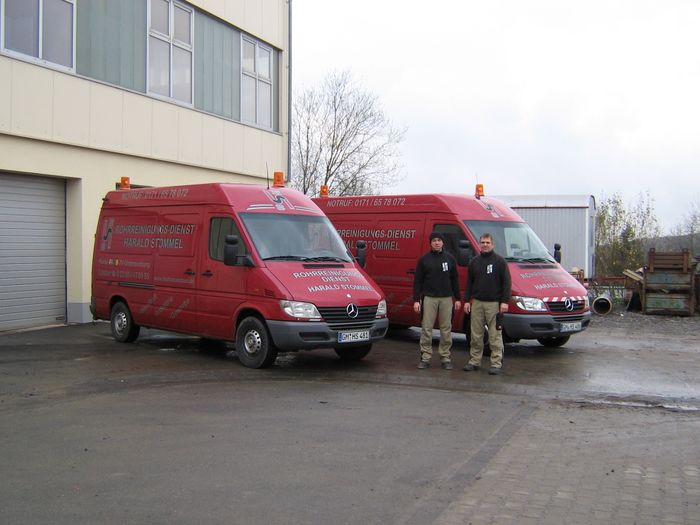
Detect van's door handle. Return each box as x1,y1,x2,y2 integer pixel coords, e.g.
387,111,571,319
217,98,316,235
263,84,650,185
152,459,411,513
407,269,415,275
201,270,214,277
184,269,196,276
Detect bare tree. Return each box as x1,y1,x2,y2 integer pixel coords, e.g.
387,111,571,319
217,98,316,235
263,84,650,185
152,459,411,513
291,71,405,197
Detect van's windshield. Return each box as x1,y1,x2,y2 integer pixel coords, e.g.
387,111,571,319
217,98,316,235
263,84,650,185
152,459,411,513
241,213,352,263
464,220,555,263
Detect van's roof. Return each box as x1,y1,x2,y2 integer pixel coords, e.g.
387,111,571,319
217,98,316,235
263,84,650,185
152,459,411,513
314,193,524,222
102,183,322,215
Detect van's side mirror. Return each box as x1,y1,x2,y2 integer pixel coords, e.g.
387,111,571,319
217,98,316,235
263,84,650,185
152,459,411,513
355,240,367,268
224,235,254,267
553,243,562,263
458,239,474,266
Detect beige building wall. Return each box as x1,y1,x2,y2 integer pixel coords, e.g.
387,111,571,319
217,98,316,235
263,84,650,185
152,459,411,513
0,0,289,326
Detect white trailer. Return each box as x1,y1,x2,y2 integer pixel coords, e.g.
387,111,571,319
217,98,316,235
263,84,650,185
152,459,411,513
494,195,596,278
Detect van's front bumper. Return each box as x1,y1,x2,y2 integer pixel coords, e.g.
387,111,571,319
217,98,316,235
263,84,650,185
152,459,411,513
503,311,592,340
267,318,389,351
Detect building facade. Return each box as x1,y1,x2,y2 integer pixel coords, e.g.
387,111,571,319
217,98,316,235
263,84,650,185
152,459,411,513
0,0,290,331
495,195,597,279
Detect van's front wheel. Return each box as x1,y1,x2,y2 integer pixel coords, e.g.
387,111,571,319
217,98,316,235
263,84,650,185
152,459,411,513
110,302,140,343
236,317,278,368
334,344,372,360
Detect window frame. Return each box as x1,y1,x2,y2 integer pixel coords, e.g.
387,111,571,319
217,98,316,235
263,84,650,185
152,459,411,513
147,0,194,105
209,217,248,262
241,34,273,129
0,0,76,72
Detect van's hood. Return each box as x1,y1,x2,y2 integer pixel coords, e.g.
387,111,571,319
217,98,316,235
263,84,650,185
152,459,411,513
264,263,383,307
509,263,588,299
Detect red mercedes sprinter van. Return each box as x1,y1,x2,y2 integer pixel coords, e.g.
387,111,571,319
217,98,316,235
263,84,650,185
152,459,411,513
313,188,591,347
91,181,388,368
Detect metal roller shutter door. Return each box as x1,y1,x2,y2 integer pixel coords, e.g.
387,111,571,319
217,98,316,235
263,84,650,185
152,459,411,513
0,174,66,331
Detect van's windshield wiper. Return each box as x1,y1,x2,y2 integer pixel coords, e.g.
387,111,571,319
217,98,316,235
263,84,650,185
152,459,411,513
262,255,310,261
522,257,555,263
304,256,350,263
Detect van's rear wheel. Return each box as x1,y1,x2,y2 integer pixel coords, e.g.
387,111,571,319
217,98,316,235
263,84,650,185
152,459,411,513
110,302,140,343
537,336,570,348
334,344,372,360
236,317,278,368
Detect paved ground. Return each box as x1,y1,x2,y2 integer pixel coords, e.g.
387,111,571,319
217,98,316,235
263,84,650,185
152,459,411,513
433,403,699,525
1,311,699,524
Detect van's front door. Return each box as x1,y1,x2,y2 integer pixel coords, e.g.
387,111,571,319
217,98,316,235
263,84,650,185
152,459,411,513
196,214,250,340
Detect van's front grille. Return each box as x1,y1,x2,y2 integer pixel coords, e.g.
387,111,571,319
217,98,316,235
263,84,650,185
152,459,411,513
547,299,586,312
318,306,377,331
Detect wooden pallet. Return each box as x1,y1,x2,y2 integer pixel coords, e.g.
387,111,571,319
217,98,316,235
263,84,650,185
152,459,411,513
647,248,691,272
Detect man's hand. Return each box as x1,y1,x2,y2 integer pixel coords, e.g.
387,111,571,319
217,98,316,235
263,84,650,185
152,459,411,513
463,302,471,314
454,301,461,311
499,302,509,313
413,301,421,313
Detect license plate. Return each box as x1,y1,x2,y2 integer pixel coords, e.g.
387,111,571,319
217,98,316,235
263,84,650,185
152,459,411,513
337,331,370,343
560,321,581,333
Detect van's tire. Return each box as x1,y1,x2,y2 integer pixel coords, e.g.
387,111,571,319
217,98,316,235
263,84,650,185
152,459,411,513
334,344,372,361
537,336,570,348
236,317,278,368
110,302,140,343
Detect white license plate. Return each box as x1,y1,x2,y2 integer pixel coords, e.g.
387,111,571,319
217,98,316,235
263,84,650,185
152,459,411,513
337,330,370,343
560,321,581,333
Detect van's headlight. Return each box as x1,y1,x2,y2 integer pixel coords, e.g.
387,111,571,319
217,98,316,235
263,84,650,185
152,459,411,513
513,296,547,311
584,295,590,308
280,300,321,320
376,299,387,318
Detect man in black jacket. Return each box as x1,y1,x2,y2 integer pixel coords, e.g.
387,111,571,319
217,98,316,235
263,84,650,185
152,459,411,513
413,231,461,369
463,233,512,375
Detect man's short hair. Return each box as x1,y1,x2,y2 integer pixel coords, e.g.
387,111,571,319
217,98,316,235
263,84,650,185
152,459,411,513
480,233,493,242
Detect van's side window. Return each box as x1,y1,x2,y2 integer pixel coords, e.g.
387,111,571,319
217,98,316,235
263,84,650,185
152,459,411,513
433,224,469,259
209,217,247,261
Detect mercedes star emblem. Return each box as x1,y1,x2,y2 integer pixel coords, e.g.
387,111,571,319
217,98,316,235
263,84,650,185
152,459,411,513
346,303,359,318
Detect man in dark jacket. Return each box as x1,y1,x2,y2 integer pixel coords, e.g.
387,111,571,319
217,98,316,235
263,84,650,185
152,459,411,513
413,231,461,369
463,233,511,375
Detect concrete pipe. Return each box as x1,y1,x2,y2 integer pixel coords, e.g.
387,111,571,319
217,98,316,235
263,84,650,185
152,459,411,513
592,291,613,315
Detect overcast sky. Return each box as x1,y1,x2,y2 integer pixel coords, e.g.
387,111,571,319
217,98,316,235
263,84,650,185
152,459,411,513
291,0,700,232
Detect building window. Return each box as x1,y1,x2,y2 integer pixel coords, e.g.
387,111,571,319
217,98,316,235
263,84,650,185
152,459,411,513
148,0,192,104
1,0,75,69
241,36,273,128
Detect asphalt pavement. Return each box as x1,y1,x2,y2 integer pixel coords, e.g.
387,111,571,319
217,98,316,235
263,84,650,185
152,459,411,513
1,314,699,524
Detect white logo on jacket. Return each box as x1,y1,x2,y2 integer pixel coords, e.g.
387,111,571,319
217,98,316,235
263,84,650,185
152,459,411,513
442,262,449,271
487,264,493,274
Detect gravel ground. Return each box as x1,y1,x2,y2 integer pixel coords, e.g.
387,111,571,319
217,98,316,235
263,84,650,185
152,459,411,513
588,305,700,341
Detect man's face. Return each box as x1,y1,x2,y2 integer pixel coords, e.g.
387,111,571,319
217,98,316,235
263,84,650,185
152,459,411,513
430,238,443,252
480,237,494,254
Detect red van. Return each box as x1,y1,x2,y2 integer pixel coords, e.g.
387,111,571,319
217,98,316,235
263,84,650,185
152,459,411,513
313,188,591,347
91,181,388,368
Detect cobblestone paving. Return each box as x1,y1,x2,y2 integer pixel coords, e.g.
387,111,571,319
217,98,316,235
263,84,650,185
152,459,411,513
434,402,700,525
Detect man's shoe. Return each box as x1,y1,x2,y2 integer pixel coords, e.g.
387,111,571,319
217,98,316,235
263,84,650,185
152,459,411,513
488,367,501,375
417,361,430,369
441,361,454,370
462,363,479,372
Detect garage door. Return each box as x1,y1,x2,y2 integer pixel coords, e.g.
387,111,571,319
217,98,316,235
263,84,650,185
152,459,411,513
0,174,66,331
